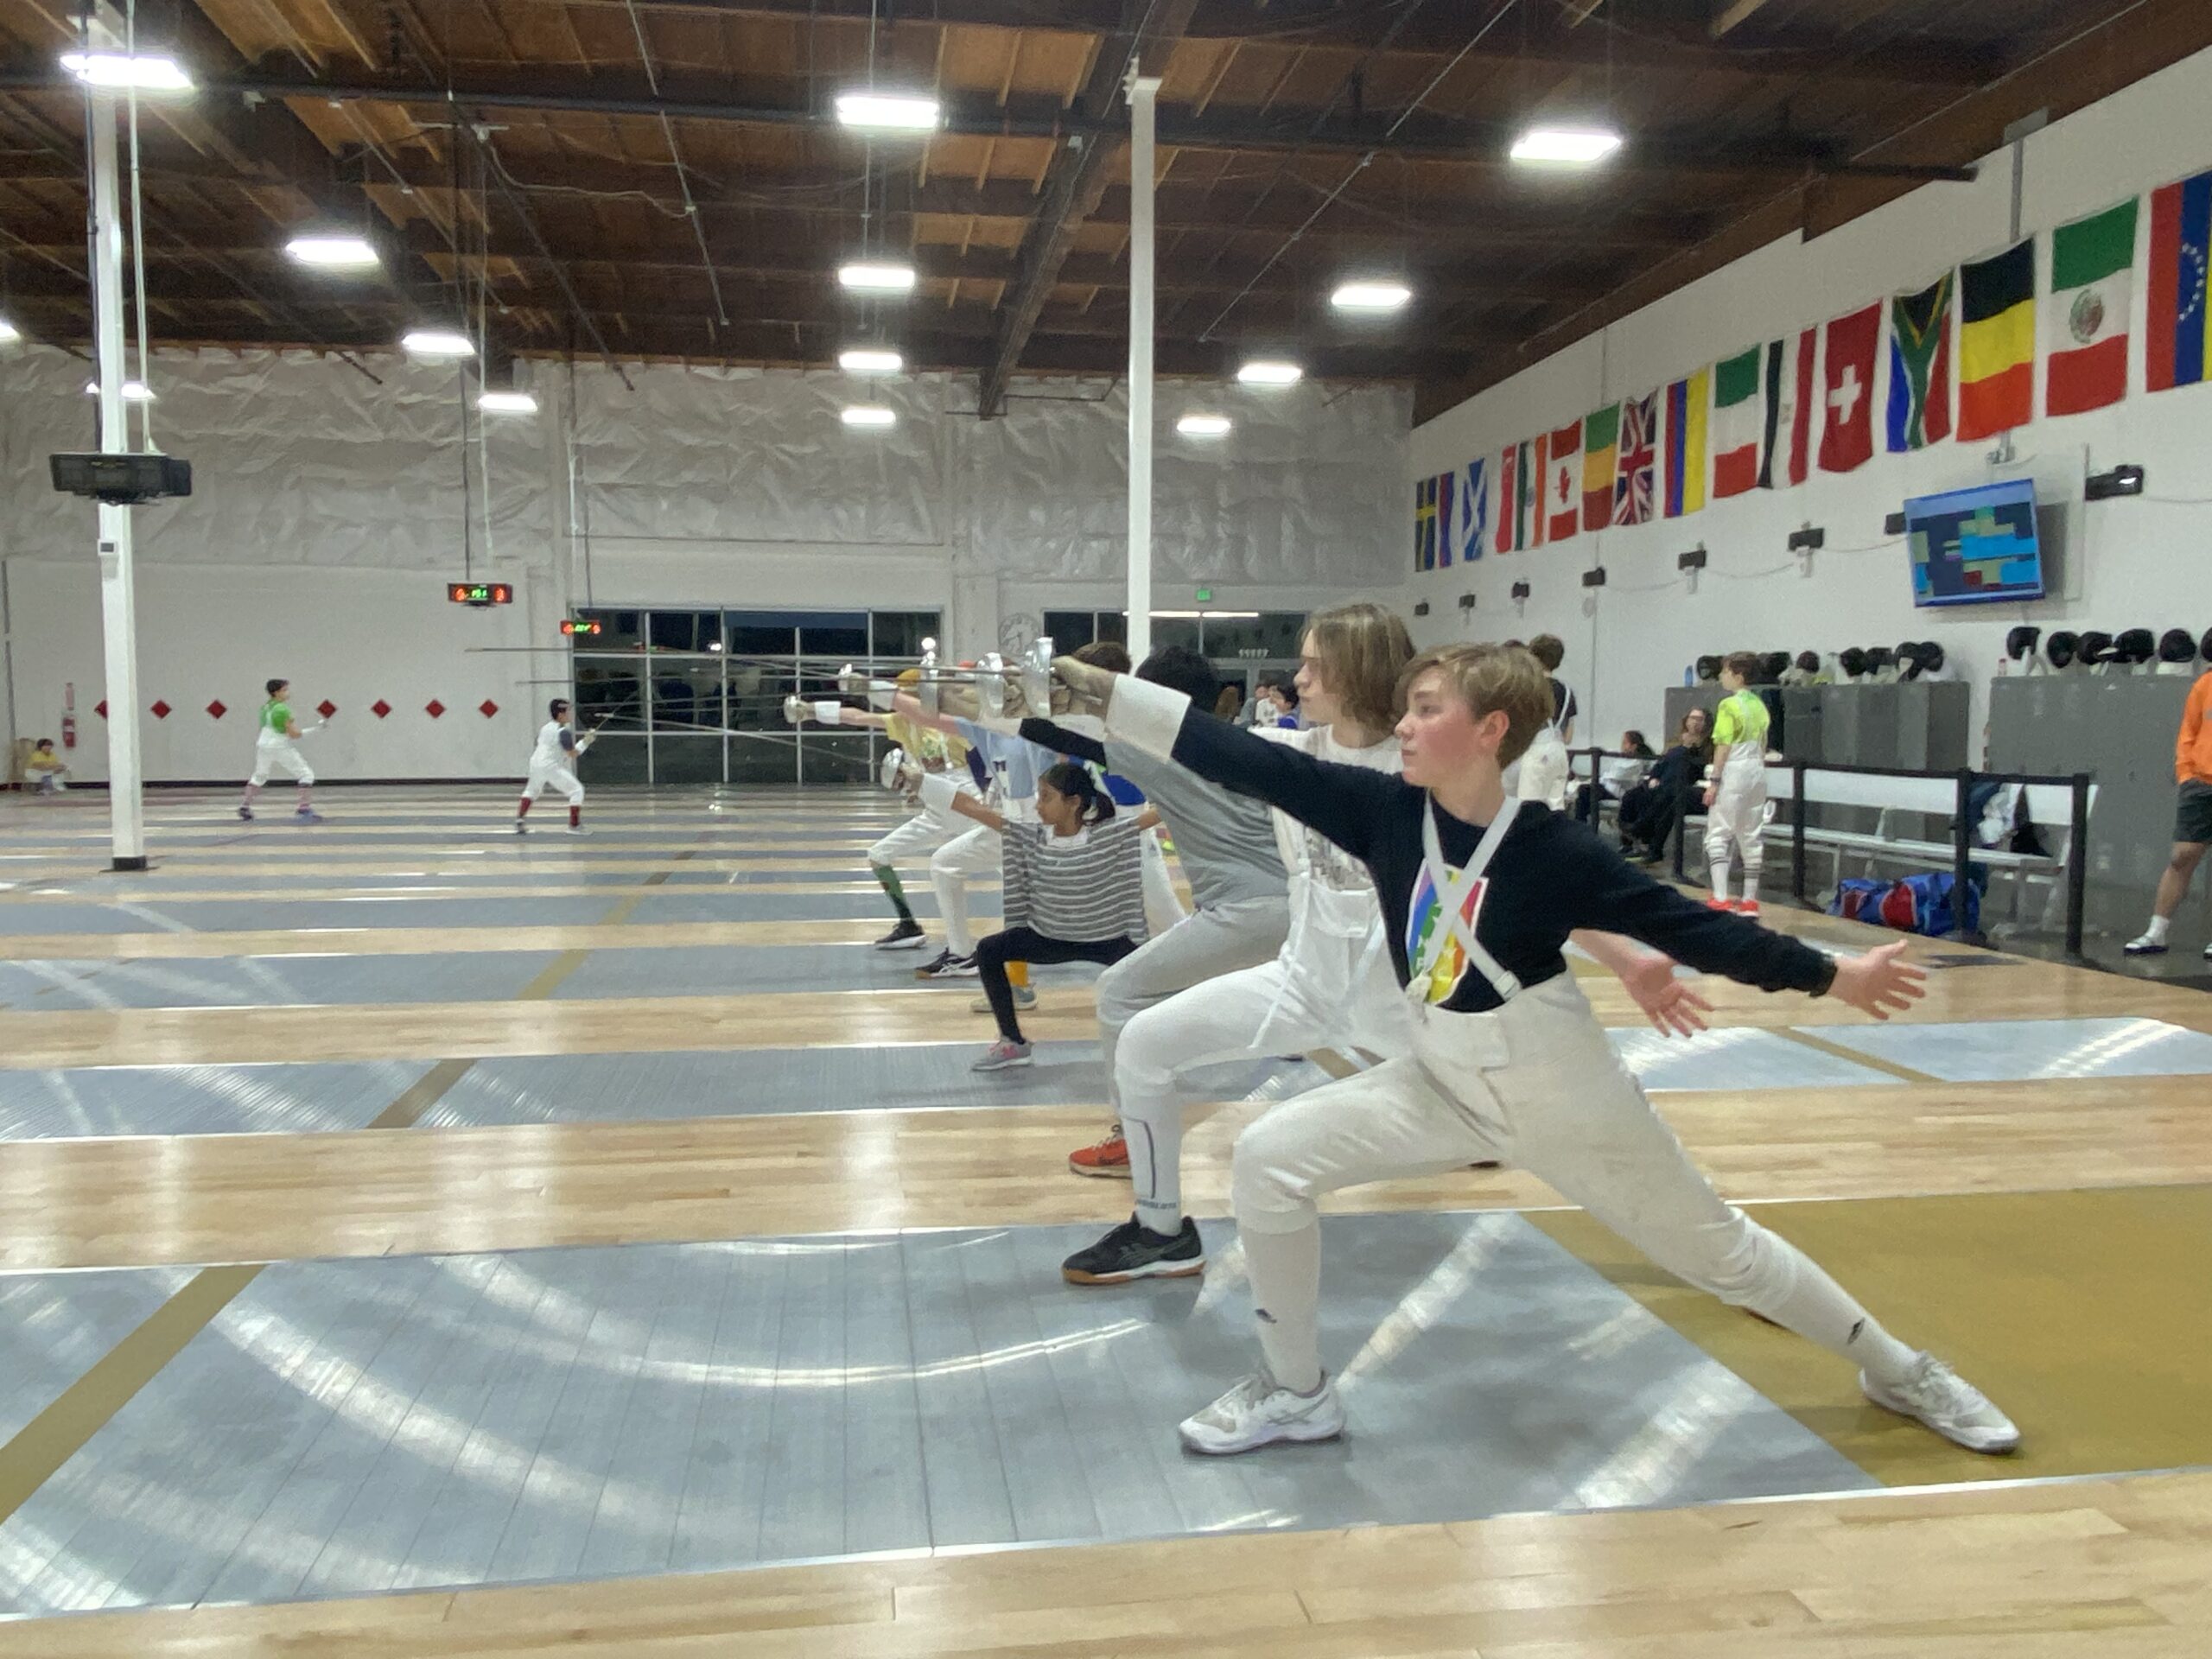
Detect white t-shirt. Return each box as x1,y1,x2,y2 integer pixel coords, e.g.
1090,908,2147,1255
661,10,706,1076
531,721,577,772
1255,724,1402,898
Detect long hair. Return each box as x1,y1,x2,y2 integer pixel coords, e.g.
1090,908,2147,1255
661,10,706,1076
1039,761,1116,823
1304,601,1415,732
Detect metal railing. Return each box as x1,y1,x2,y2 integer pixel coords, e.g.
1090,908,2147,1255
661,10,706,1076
1573,746,2096,957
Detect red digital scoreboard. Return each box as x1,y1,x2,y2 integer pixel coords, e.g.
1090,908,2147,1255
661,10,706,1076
560,619,603,637
448,582,513,607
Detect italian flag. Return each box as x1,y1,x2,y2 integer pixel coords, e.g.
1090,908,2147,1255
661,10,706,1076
1709,346,1762,498
2046,198,2136,416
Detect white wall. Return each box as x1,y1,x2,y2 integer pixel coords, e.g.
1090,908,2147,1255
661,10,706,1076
1405,44,2212,756
1,343,1408,780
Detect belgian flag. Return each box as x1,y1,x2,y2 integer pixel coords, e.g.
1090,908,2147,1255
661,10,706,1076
1957,238,2035,441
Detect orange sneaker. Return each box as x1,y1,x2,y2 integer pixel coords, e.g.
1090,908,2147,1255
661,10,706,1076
1069,1131,1131,1179
1733,898,1761,916
1705,896,1734,911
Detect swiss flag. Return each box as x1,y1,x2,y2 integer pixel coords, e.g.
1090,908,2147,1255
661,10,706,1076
1818,302,1881,474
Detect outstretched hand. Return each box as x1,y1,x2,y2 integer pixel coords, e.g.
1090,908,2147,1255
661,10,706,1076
1618,950,1713,1038
1049,655,1116,719
1825,939,1927,1020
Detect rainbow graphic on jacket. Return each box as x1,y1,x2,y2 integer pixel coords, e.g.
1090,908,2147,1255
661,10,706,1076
1405,864,1489,1005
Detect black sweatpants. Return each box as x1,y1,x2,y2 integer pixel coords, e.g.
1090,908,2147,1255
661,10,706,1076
975,925,1136,1043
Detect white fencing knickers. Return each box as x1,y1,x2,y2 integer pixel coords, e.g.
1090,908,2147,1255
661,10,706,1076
867,777,982,871
1703,756,1769,896
250,734,313,787
1229,972,1893,1394
1115,880,1412,1234
522,763,585,805
1515,727,1571,810
1094,894,1293,1116
931,794,1033,957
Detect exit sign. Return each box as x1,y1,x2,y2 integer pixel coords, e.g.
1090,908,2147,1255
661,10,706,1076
448,582,513,606
561,618,603,637
1195,587,1213,603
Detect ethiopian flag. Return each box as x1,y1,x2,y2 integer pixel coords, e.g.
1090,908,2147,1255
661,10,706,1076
2148,169,2211,392
1581,404,1619,533
2046,198,2135,415
1958,238,2035,441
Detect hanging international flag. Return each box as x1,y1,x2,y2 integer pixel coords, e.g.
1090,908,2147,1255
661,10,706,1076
2148,169,2210,392
1663,369,1708,518
1414,473,1440,572
1613,391,1658,526
1818,302,1880,474
1958,238,2036,439
1581,404,1619,532
1760,329,1816,489
1452,457,1488,565
1494,439,1536,553
2048,200,2135,416
1710,346,1762,498
1886,273,1954,451
1542,418,1581,542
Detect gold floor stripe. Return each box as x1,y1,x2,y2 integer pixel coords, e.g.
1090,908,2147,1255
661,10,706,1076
0,1264,262,1529
0,918,1007,961
1775,1026,1941,1084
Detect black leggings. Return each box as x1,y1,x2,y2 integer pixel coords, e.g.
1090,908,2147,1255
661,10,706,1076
975,925,1136,1043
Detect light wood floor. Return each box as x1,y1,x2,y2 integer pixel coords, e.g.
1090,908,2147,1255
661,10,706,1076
0,785,2208,1655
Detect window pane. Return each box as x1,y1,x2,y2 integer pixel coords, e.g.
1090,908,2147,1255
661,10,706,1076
724,661,791,732
728,732,798,784
576,608,642,649
1150,616,1201,654
651,663,723,729
649,611,721,653
804,733,876,785
726,614,798,658
1043,610,1096,652
871,612,942,659
1200,611,1307,661
651,734,724,785
1095,611,1128,646
799,621,870,660
576,733,648,785
574,660,647,734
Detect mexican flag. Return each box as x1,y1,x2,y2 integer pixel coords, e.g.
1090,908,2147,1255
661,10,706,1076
2047,198,2136,416
1709,346,1762,498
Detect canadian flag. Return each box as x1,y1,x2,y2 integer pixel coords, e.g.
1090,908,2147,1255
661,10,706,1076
1818,302,1881,474
1543,417,1582,542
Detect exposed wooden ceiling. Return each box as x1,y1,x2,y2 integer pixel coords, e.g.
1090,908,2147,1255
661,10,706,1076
0,0,2202,417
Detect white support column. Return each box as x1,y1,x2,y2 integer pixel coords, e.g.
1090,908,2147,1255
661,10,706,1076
87,76,147,869
1124,72,1161,665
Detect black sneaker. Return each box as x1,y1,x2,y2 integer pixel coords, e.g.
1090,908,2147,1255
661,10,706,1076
874,919,927,950
1061,1215,1205,1285
915,949,979,980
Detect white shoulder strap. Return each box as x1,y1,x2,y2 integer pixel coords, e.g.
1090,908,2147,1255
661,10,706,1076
1415,796,1524,1001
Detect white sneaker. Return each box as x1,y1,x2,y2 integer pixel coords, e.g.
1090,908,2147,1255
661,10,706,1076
565,824,590,836
2123,931,2169,956
1861,1353,2018,1453
1179,1372,1344,1456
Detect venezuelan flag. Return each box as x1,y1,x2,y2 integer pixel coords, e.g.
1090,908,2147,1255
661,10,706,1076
2149,168,2211,392
1958,238,2035,441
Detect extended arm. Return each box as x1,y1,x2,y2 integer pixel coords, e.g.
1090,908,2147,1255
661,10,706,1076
1017,715,1108,767
2181,679,2206,784
918,772,1005,833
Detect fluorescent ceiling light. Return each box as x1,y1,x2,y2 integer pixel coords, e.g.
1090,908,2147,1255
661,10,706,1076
838,347,904,374
401,327,476,359
838,262,918,294
1150,610,1260,620
1332,280,1411,313
477,390,539,415
0,317,19,345
841,404,897,428
1236,359,1303,386
1510,125,1624,165
84,378,155,402
60,50,193,92
836,92,941,131
285,233,378,269
1176,413,1232,437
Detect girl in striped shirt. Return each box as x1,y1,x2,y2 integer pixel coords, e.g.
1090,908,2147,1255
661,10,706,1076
919,761,1159,1072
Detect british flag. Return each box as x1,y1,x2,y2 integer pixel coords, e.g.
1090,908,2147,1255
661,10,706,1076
1612,391,1658,526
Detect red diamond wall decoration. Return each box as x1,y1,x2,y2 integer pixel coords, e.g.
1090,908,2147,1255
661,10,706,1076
425,699,446,719
94,700,108,719
371,699,391,719
478,699,499,718
316,700,338,720
149,700,171,719
207,700,227,720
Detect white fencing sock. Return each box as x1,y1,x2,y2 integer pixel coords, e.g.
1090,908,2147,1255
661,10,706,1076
2144,915,2171,944
1708,862,1731,902
1242,1221,1324,1393
1122,1096,1185,1236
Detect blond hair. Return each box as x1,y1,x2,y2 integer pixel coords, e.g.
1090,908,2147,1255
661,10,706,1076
1398,643,1553,767
1304,601,1415,733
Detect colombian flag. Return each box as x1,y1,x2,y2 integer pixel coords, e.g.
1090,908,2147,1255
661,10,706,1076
2148,168,2211,393
1957,238,2035,441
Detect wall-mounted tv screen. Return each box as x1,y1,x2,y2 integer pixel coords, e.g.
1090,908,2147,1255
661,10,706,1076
1905,479,2045,607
